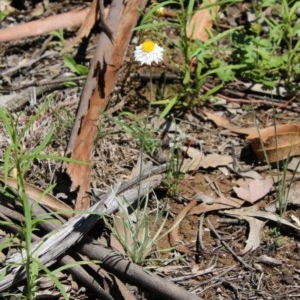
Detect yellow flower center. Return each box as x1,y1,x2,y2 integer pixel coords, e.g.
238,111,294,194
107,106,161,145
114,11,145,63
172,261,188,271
141,40,155,53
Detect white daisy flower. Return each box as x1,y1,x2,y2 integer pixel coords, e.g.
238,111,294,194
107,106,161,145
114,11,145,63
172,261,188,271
134,40,164,66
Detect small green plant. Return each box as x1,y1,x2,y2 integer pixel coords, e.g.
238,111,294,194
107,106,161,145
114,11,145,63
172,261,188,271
62,55,89,87
104,193,177,266
63,55,89,76
269,226,283,248
232,0,300,87
0,99,85,299
135,0,244,117
105,112,161,155
135,0,299,117
49,29,67,51
0,10,9,22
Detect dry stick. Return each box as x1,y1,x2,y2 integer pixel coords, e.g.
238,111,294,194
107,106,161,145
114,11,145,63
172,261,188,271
0,165,165,291
0,167,202,300
202,84,300,111
0,81,69,110
81,239,202,300
0,8,89,42
0,201,113,300
206,217,255,271
64,0,148,210
0,75,87,92
31,199,201,300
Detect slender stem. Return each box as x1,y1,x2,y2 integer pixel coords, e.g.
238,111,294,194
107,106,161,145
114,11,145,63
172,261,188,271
137,66,153,207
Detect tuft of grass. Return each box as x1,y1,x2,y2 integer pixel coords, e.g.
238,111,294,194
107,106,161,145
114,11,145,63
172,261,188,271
105,112,161,155
104,193,179,266
0,98,86,299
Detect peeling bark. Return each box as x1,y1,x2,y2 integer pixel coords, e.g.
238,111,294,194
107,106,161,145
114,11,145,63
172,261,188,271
65,0,148,210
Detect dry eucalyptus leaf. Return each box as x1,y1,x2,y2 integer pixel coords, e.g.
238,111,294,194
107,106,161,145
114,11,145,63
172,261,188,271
180,153,232,172
239,216,266,255
247,124,300,162
180,156,203,172
183,146,203,159
286,181,300,206
224,204,300,233
110,212,128,255
287,157,300,172
113,276,138,300
201,153,233,168
233,178,273,203
169,200,198,254
201,110,257,135
190,196,244,215
187,0,219,41
180,146,203,172
222,205,300,254
238,169,263,180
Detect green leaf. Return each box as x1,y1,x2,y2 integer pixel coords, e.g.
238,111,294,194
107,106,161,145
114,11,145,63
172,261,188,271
64,81,78,87
63,55,88,75
37,261,69,300
139,0,177,24
159,96,178,119
134,21,174,31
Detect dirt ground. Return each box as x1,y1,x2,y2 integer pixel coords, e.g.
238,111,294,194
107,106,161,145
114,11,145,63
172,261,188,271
0,1,300,299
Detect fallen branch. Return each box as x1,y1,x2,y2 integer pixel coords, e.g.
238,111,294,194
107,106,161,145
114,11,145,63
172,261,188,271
0,164,202,299
0,164,166,291
81,238,202,300
0,202,113,299
0,8,89,42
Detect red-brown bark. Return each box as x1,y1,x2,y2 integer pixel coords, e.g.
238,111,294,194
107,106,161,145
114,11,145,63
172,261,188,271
65,0,148,210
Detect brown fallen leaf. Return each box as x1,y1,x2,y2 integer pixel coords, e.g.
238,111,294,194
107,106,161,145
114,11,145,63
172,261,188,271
187,0,220,41
233,177,274,203
238,216,266,255
189,196,244,215
0,175,73,219
110,211,129,256
247,124,300,162
265,180,300,213
223,204,300,254
180,147,233,172
202,110,300,163
201,153,233,169
113,276,138,300
285,181,300,206
201,110,258,135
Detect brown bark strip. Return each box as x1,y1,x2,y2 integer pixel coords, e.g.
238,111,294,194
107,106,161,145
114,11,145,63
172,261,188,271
0,175,73,219
62,0,99,53
0,8,89,42
65,0,148,210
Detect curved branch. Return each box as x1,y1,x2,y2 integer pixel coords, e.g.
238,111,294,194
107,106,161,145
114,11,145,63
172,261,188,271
0,8,89,42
